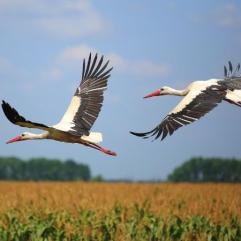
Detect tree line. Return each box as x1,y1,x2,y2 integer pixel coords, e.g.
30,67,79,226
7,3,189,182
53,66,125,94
168,157,241,182
0,156,240,182
0,157,91,181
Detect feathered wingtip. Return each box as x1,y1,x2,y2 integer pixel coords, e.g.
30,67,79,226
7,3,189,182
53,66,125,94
224,61,240,79
130,131,153,140
130,127,163,141
1,100,27,125
81,53,113,81
130,131,147,137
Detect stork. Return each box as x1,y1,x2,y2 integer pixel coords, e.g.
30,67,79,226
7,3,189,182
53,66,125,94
2,53,117,156
130,62,241,141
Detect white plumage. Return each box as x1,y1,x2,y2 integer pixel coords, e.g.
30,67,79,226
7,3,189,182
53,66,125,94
131,62,241,141
2,53,116,156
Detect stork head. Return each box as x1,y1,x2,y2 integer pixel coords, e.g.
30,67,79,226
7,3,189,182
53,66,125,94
6,132,34,144
144,86,172,98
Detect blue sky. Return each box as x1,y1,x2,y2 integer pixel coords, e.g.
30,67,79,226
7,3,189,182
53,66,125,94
1,0,241,180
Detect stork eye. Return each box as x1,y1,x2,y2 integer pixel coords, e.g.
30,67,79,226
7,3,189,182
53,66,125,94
21,134,25,137
160,88,164,91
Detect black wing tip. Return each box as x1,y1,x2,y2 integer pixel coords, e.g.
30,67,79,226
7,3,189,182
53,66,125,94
130,128,163,141
87,52,98,58
84,52,100,63
2,100,10,112
107,66,113,73
224,61,241,78
2,100,7,106
130,122,172,142
82,52,113,80
1,100,19,124
130,131,147,137
224,65,227,77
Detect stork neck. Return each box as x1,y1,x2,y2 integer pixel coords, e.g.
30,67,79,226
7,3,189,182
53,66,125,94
28,132,49,140
168,88,188,96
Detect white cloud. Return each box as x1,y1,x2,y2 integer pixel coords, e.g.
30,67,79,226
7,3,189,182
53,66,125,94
0,0,106,37
215,4,241,27
55,44,169,78
108,53,169,78
48,68,63,80
58,44,97,63
122,58,169,77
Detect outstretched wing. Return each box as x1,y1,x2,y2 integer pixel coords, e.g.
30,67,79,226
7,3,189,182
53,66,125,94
54,53,113,136
2,100,51,131
130,85,226,141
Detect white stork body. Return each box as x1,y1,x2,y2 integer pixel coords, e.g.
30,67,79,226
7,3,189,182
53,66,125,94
224,89,241,107
130,62,241,141
2,53,116,156
167,79,221,114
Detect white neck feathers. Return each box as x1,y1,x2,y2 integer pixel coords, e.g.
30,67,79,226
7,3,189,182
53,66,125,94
25,132,49,140
166,87,188,96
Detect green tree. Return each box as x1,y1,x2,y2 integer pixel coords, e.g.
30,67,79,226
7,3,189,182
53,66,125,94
168,157,241,182
0,157,91,181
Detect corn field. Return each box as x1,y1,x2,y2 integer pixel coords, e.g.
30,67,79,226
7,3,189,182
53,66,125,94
0,182,240,240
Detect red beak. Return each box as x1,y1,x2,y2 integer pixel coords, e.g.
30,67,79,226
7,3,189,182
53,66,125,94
6,136,23,144
143,90,161,99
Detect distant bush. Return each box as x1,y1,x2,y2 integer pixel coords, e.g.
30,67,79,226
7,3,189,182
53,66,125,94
0,157,91,181
168,157,241,182
91,175,104,182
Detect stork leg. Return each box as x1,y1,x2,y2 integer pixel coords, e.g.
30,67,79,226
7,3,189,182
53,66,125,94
83,142,117,156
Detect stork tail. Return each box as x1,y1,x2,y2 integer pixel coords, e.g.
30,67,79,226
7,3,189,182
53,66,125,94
81,132,103,144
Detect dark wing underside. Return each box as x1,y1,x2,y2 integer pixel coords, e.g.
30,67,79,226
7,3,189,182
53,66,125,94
2,100,51,131
56,53,113,136
130,85,226,141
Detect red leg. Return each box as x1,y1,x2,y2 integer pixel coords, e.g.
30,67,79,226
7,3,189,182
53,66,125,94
84,142,117,156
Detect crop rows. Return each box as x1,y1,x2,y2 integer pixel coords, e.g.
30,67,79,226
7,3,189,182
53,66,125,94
0,182,240,240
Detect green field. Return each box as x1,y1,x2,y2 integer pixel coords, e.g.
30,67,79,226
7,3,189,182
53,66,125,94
0,182,240,241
